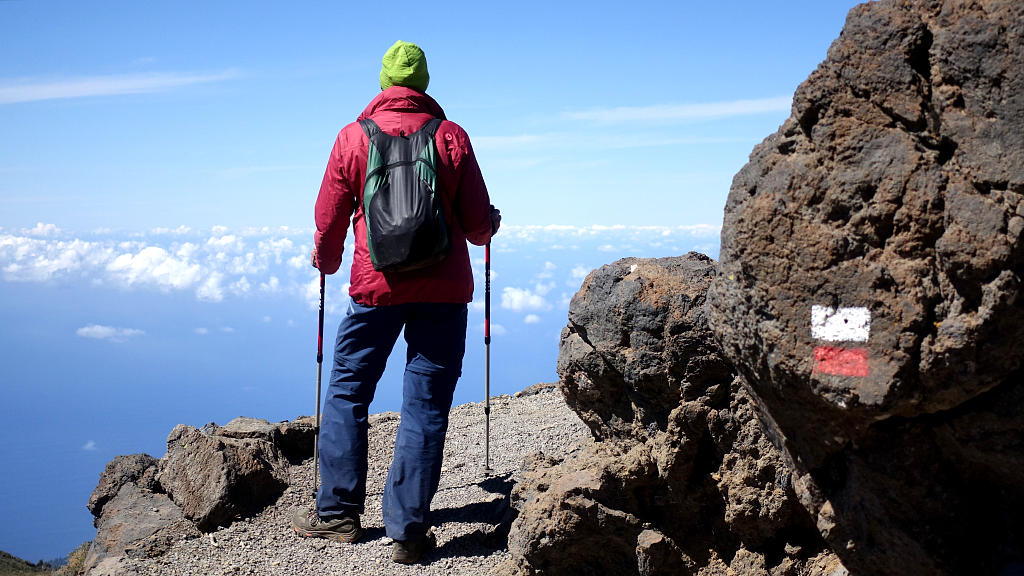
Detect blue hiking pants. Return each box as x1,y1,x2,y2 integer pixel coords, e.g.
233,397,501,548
316,299,467,541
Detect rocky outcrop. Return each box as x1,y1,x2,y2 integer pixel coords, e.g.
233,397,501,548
84,417,314,572
506,3,1023,574
503,255,840,576
707,0,1024,574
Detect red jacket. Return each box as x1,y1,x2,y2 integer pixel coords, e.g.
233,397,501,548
314,86,493,306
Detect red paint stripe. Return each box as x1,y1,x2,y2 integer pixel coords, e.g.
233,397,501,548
814,346,870,377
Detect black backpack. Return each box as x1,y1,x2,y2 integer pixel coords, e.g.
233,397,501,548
358,117,450,272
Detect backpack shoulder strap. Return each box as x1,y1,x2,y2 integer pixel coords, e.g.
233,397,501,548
421,117,443,137
358,118,383,139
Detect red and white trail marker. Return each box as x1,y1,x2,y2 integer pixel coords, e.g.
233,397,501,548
811,306,871,377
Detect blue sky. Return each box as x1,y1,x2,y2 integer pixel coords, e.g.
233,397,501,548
1,0,864,563
1,0,861,230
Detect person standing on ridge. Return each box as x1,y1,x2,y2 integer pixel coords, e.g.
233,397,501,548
292,40,500,565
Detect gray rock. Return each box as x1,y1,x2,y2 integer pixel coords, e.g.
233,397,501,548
156,423,289,531
82,483,190,573
86,453,159,518
708,0,1024,573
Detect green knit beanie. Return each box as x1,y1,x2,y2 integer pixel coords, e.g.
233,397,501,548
379,40,430,92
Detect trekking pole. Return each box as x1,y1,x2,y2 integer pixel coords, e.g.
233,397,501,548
484,242,493,475
313,272,326,499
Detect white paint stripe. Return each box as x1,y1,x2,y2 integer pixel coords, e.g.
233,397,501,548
811,306,870,342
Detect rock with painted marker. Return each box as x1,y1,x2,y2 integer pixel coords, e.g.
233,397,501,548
708,0,1024,574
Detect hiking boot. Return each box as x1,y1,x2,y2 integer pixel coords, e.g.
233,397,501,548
291,508,364,543
392,528,436,564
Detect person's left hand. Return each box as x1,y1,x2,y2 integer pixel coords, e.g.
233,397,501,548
310,248,318,269
489,206,502,235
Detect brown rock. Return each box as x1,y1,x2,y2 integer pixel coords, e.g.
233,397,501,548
213,416,316,464
708,0,1024,573
156,423,289,531
635,529,689,576
506,255,833,576
558,254,732,442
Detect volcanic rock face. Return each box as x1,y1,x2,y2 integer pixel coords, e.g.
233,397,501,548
707,0,1024,573
504,255,840,576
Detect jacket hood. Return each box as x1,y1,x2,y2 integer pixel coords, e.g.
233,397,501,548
357,86,447,122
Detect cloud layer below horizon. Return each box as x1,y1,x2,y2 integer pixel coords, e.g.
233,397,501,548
1,223,721,323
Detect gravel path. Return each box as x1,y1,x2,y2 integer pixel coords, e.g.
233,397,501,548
112,387,588,576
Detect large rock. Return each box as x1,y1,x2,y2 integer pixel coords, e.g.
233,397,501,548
215,416,317,464
86,453,159,518
558,255,734,443
82,455,196,574
503,255,842,576
156,423,289,531
707,0,1024,574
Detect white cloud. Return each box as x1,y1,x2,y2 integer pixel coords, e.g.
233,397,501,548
176,242,198,259
565,96,792,124
524,314,541,324
501,286,552,312
0,70,238,105
151,225,192,236
533,282,555,296
287,254,307,269
82,440,97,451
76,324,145,343
207,234,243,251
304,275,322,310
260,276,280,293
195,327,209,335
262,316,272,323
1,236,110,282
258,238,294,264
220,326,235,334
537,261,557,279
24,222,60,237
196,272,224,302
231,276,251,296
0,224,721,310
491,323,508,336
107,246,201,290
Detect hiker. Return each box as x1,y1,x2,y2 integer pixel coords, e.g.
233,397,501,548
292,40,500,564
